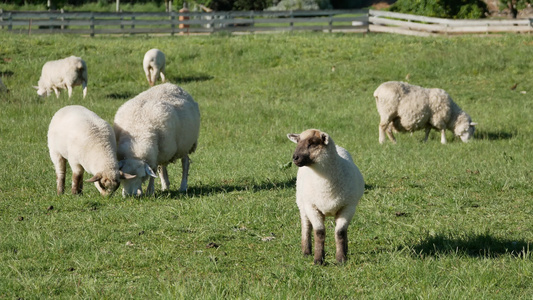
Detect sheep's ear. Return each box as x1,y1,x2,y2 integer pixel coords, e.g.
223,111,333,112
470,122,478,126
287,134,299,144
119,171,136,180
86,174,102,183
145,164,157,178
321,133,330,145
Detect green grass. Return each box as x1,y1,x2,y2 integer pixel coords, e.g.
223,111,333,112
0,32,532,298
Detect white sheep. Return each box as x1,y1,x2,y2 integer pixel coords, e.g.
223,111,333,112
143,49,166,86
287,129,365,265
374,81,477,144
48,105,133,196
34,56,88,98
114,83,200,197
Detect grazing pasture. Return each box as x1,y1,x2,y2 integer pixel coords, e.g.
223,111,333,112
0,32,532,298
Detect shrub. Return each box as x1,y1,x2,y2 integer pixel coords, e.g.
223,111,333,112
389,0,489,19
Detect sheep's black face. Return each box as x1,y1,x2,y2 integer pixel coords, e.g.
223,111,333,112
288,130,329,168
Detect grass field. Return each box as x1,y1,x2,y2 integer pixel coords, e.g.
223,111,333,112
0,31,532,298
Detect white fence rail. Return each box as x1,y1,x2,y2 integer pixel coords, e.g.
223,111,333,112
368,9,533,36
1,9,532,36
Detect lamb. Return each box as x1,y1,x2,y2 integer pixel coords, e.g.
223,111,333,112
48,105,133,196
34,56,88,98
143,49,166,86
374,81,476,144
287,129,365,265
114,83,200,197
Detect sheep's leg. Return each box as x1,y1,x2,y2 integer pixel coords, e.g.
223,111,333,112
53,87,60,98
313,228,326,265
179,156,190,192
145,70,153,86
66,85,73,98
378,122,387,144
424,127,431,142
82,81,87,98
386,125,396,144
160,71,166,83
300,213,312,256
71,165,84,195
158,165,170,191
440,129,447,144
306,209,326,265
335,208,356,263
151,68,159,86
147,176,155,196
52,155,66,195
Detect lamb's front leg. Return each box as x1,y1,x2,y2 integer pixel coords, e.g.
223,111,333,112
300,213,312,256
158,165,170,191
71,164,85,195
307,209,326,265
335,208,355,263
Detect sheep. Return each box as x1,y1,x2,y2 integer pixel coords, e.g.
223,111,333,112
34,56,88,98
287,129,365,265
48,105,133,196
114,83,200,197
143,49,166,86
374,81,477,144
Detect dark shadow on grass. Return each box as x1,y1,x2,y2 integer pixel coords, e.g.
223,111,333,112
106,92,136,100
475,130,516,141
165,177,297,198
168,74,214,84
409,232,531,259
1,71,14,77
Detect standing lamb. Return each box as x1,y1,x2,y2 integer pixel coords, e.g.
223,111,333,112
143,49,166,86
374,81,476,144
114,83,200,197
34,56,88,98
287,129,365,265
48,105,132,196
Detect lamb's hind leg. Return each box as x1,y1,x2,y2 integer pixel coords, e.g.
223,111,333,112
440,129,447,144
379,118,396,144
178,156,190,192
424,127,431,142
52,154,67,195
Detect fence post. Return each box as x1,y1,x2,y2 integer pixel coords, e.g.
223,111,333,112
90,14,95,37
131,15,135,33
290,10,294,31
328,12,333,33
170,12,175,36
0,9,3,30
60,8,64,31
8,12,12,31
250,11,254,33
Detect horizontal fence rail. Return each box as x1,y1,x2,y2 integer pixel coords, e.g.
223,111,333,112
0,9,369,35
0,9,532,36
368,10,533,36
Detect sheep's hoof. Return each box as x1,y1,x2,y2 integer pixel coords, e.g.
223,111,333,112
313,258,325,265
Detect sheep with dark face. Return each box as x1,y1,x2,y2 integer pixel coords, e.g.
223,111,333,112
374,81,477,144
287,129,365,265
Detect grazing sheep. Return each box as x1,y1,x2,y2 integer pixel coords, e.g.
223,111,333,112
48,105,132,196
114,83,200,197
34,56,88,98
143,49,166,86
287,129,365,265
374,81,476,144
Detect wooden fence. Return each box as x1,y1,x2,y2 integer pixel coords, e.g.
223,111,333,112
0,9,532,36
0,9,369,36
369,10,533,36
